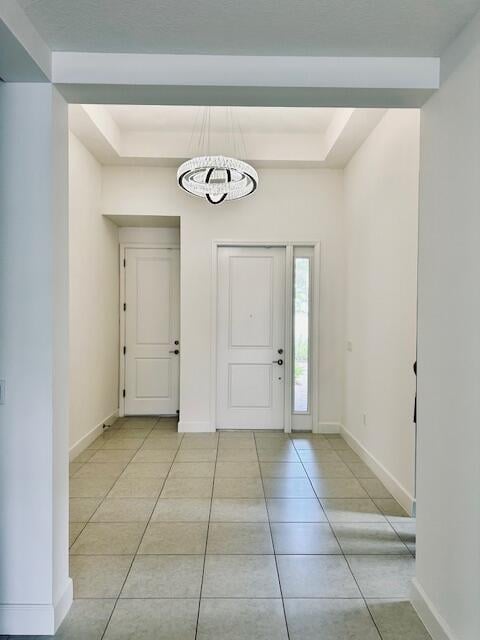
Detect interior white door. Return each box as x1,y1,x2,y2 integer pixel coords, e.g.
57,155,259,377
124,247,180,415
216,246,286,429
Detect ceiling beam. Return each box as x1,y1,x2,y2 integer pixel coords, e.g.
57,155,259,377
57,84,436,108
54,53,439,107
53,53,440,88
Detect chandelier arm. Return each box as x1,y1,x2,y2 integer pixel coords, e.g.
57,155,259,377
206,192,228,205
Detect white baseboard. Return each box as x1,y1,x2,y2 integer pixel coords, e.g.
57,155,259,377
178,420,214,433
315,422,342,434
69,409,119,460
340,423,416,515
0,578,72,635
411,578,456,640
0,603,55,635
54,578,73,632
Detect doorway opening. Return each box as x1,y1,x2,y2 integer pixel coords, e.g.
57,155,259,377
63,103,420,640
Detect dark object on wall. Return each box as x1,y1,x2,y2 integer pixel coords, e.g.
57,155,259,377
413,361,417,423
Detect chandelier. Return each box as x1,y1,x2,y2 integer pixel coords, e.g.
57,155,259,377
177,108,258,205
177,155,258,205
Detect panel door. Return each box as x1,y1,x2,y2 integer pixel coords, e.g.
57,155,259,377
125,248,180,415
216,246,286,429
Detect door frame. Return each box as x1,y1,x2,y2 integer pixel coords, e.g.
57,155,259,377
119,242,180,417
210,240,321,433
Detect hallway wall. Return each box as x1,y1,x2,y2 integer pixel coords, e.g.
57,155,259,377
414,12,480,640
102,167,345,432
69,133,119,456
343,110,420,511
0,83,70,635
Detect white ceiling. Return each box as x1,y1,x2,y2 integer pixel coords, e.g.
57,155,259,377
18,0,480,57
107,106,337,135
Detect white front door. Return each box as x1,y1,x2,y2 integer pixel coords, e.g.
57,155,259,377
124,247,180,415
216,246,286,429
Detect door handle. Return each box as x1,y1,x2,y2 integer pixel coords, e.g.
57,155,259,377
169,349,180,355
272,359,284,365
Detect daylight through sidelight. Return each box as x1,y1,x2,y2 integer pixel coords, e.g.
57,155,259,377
293,257,310,413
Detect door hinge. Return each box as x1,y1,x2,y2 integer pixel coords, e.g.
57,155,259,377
122,389,126,398
123,346,126,355
123,302,126,311
123,258,126,267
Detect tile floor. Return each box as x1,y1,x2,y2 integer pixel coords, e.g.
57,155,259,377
11,416,430,639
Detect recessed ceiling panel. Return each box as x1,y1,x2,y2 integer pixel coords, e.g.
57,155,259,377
106,105,336,135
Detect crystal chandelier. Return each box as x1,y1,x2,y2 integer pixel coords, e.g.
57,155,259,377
177,155,258,205
177,108,258,205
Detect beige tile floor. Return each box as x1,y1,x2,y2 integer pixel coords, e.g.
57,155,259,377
9,417,429,639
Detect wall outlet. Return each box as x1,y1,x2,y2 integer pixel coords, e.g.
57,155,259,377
347,341,353,352
0,380,5,404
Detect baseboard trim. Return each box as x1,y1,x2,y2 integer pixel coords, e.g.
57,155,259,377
0,579,72,635
0,603,55,635
411,578,456,640
315,422,342,434
340,423,415,515
54,577,73,632
69,409,119,460
178,420,214,433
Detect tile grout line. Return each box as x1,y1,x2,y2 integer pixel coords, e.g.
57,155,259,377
70,550,412,556
73,594,407,600
71,594,409,601
254,431,291,640
194,432,219,640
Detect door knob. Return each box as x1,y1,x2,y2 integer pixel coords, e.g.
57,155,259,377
169,349,180,355
272,359,284,365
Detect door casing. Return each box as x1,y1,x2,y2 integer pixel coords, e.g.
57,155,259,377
211,240,321,433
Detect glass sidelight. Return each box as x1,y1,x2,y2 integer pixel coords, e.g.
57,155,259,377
292,248,313,419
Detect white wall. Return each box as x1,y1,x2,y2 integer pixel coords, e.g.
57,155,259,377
343,110,420,511
102,166,345,431
69,133,119,455
0,84,71,634
118,226,180,245
413,13,480,640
